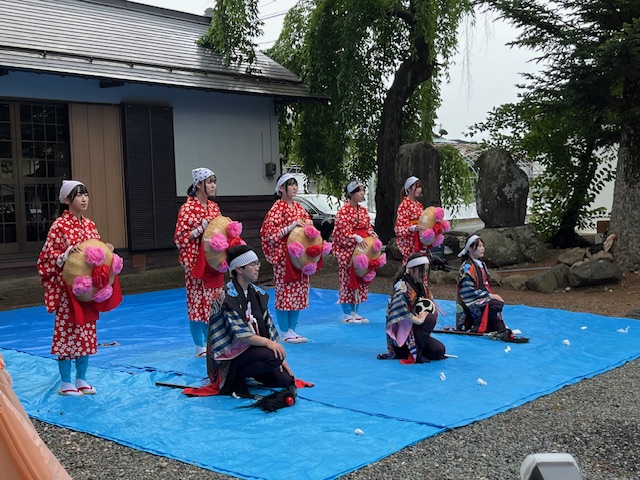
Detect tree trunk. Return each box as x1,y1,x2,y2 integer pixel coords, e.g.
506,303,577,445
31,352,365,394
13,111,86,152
550,139,599,248
610,76,640,271
375,38,434,243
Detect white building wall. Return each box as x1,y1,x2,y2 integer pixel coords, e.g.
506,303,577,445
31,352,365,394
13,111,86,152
0,71,281,195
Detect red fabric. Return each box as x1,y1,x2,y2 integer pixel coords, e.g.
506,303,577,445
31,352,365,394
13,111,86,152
400,356,416,365
478,303,490,334
182,377,314,397
64,275,122,327
284,253,303,283
394,198,424,263
193,242,224,289
91,264,110,289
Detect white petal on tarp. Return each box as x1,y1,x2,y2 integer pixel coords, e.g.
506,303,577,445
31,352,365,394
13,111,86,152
617,326,630,333
504,346,511,353
354,428,364,435
477,378,487,386
440,372,446,381
580,326,587,330
562,339,571,345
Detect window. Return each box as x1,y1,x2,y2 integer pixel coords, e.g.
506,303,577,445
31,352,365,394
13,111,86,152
0,101,71,253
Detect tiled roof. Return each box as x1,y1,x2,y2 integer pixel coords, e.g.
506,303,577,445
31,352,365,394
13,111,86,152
0,0,324,101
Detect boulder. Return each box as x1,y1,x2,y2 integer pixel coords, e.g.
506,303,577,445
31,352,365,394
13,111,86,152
549,263,570,288
394,142,441,209
475,149,530,227
525,269,559,294
473,225,548,267
567,260,623,287
557,247,586,266
377,259,401,278
429,270,458,285
385,238,403,262
501,274,529,291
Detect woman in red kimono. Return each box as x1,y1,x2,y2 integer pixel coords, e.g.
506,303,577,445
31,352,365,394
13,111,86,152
260,173,313,344
174,168,221,357
37,180,114,396
394,176,425,263
333,179,376,323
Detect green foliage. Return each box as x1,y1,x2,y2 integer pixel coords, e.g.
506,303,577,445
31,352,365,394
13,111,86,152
435,145,475,214
471,0,639,244
265,0,472,202
198,0,264,70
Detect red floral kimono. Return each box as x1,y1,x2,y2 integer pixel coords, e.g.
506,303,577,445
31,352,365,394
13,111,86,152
37,211,102,359
333,203,375,305
394,197,425,263
174,196,221,322
260,200,312,310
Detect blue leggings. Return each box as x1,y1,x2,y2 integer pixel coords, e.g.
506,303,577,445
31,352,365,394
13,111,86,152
58,355,89,383
189,320,209,347
341,304,358,314
275,310,300,332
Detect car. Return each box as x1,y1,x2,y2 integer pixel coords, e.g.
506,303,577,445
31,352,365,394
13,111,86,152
294,194,342,241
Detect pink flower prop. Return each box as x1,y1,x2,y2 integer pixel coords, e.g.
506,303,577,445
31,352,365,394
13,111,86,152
379,253,387,267
111,254,123,275
84,246,106,266
227,221,243,238
288,241,304,259
441,219,451,233
72,276,93,296
218,261,229,273
432,234,445,248
209,233,229,251
355,254,369,270
302,263,318,276
322,241,332,255
372,238,383,253
93,285,113,303
363,270,376,283
434,207,445,221
421,229,435,244
304,225,320,239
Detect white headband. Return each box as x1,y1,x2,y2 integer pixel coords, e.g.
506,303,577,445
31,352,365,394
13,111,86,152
59,180,84,203
275,173,296,194
346,180,363,195
404,176,419,194
406,256,429,271
458,234,481,257
229,250,259,271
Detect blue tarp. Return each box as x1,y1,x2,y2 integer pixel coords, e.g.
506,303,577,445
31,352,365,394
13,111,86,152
1,287,638,479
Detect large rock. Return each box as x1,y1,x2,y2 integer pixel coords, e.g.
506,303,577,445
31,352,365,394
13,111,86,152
475,149,530,227
567,260,623,287
474,225,548,268
385,238,403,261
557,248,586,266
393,142,441,209
501,274,529,291
526,269,560,294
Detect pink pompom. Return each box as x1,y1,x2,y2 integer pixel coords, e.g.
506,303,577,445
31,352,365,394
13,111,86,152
72,276,93,295
304,225,320,239
322,241,332,255
441,219,451,233
288,241,304,259
218,261,229,273
432,235,445,248
434,207,445,221
93,285,113,303
355,254,369,270
421,229,435,244
301,262,318,276
227,221,243,238
111,254,123,275
84,246,106,266
209,233,229,251
379,253,387,267
363,270,376,283
372,238,383,253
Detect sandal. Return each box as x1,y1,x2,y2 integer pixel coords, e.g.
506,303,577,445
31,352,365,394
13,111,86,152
59,382,83,397
75,379,96,395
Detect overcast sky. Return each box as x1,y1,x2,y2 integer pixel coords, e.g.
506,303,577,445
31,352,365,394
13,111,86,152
131,0,541,141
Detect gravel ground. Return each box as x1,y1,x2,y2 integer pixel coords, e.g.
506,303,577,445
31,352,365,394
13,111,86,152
10,256,640,479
